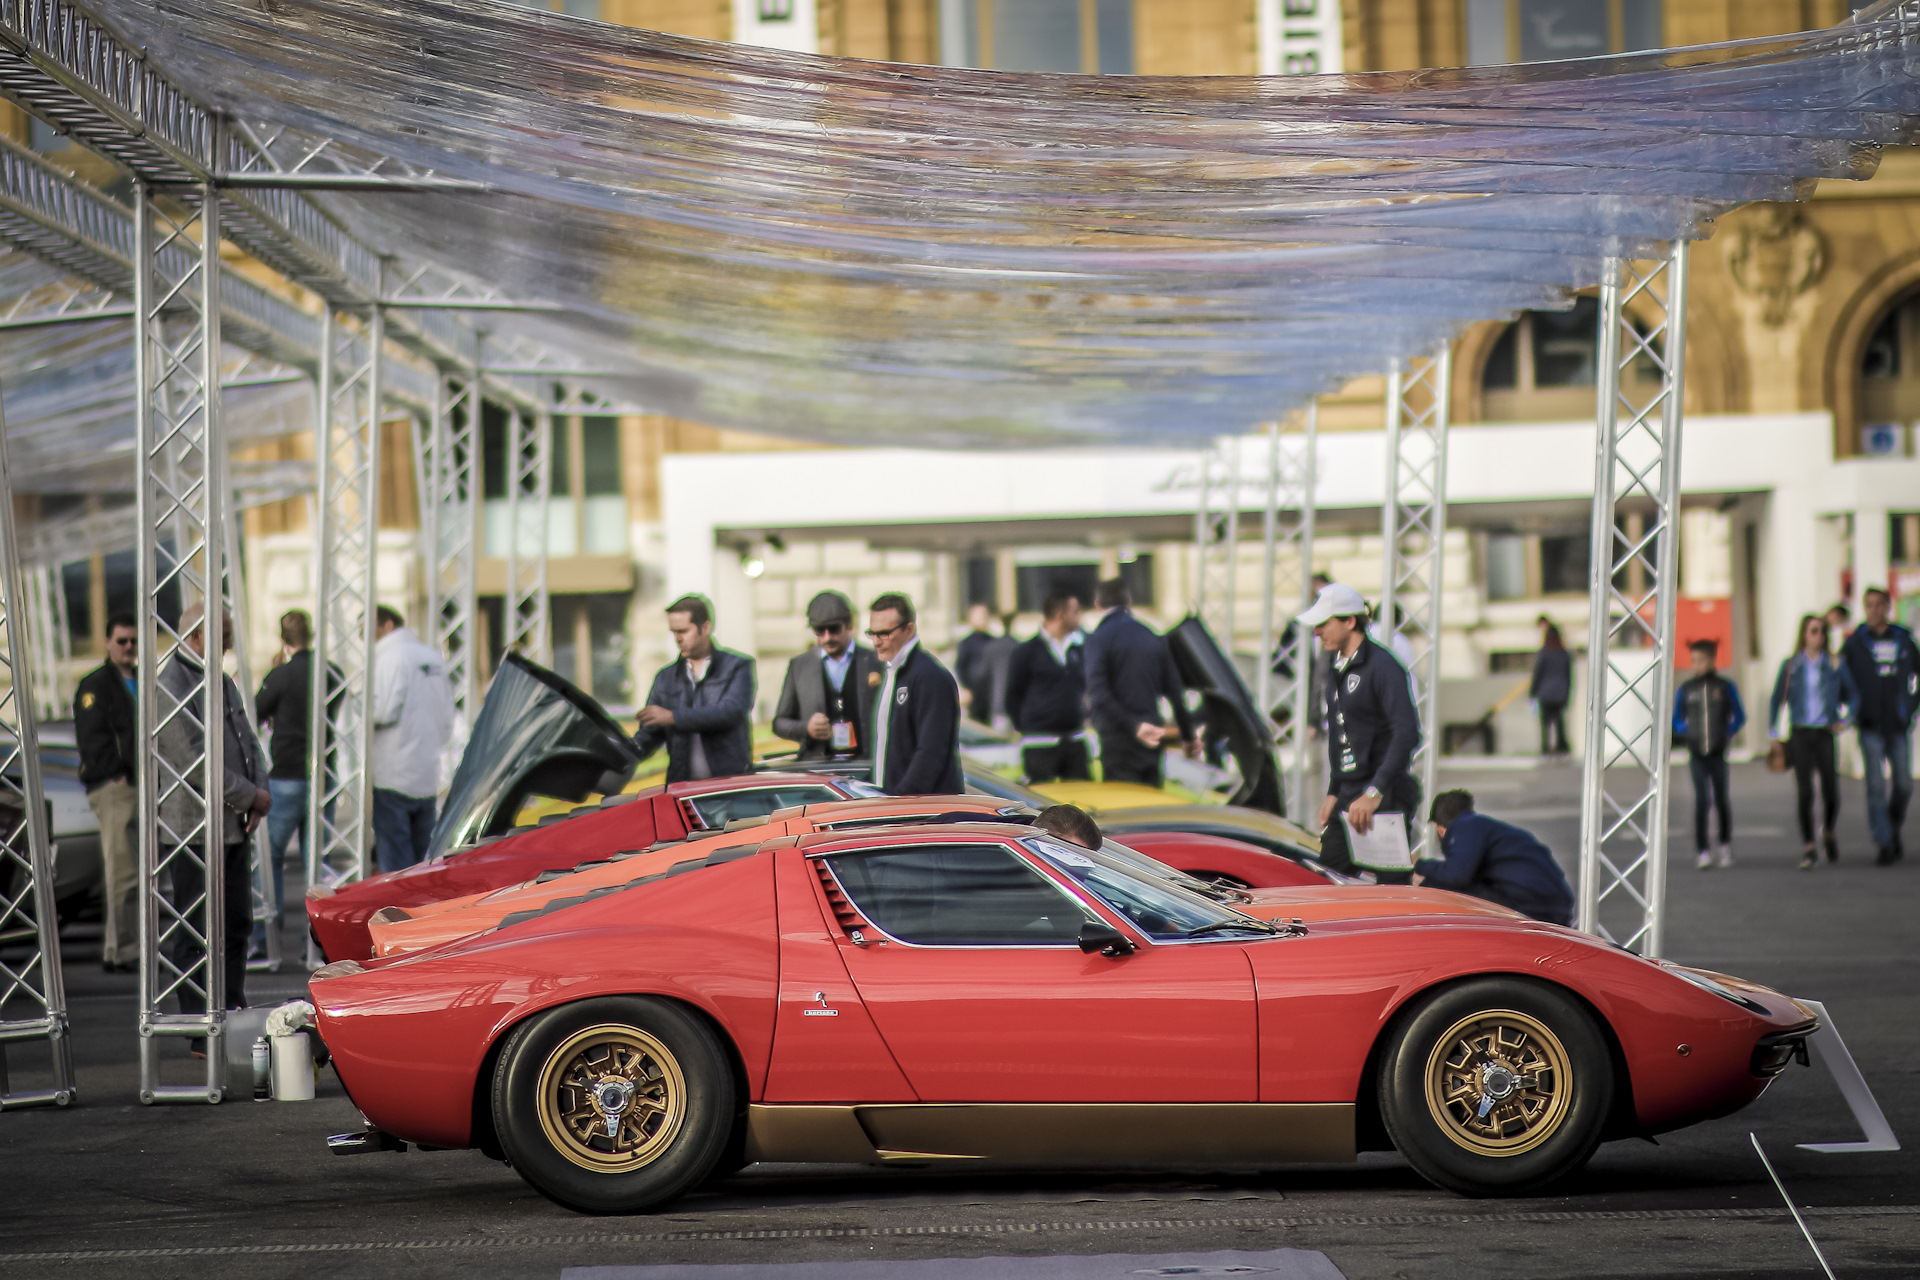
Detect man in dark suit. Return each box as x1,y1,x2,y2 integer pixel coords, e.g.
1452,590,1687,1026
772,590,881,761
1083,578,1196,786
74,611,139,971
866,592,963,795
634,595,756,782
1004,593,1090,782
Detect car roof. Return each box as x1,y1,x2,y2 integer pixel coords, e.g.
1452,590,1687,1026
779,795,1016,821
793,821,1034,855
666,772,852,797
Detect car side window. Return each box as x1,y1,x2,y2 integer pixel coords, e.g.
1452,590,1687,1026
688,786,842,829
825,844,1093,946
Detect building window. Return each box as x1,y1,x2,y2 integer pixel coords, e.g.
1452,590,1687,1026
1858,295,1920,455
1485,533,1528,601
1466,0,1661,66
1119,552,1155,608
1483,528,1588,601
939,0,1133,74
962,556,998,612
483,407,628,559
1479,296,1660,422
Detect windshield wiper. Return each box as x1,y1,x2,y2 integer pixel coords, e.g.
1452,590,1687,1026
1181,919,1279,938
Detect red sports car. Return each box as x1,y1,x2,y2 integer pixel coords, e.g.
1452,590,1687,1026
313,820,1816,1214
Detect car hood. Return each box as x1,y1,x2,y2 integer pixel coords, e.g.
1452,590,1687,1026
1166,616,1284,816
1233,884,1524,924
425,654,643,860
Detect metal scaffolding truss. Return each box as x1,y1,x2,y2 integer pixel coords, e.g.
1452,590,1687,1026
1578,245,1690,957
306,308,381,899
1380,347,1451,860
417,362,480,729
221,494,280,974
0,394,73,1111
1253,404,1319,823
18,560,66,721
501,403,551,664
133,180,227,1104
1191,437,1240,645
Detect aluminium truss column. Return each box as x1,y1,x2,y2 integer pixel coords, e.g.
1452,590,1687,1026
1578,245,1690,957
1254,404,1319,822
1381,348,1451,861
306,308,381,901
134,180,227,1104
421,363,479,724
0,390,74,1110
502,403,550,663
1191,437,1239,643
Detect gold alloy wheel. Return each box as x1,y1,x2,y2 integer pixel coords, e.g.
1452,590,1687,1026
535,1023,688,1173
1423,1009,1573,1156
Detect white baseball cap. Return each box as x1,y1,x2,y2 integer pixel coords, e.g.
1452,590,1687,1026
1296,582,1369,627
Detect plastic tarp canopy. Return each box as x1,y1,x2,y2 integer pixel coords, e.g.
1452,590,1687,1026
47,0,1920,444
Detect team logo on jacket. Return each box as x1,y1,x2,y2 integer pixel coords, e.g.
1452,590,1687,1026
896,688,909,705
1346,674,1360,693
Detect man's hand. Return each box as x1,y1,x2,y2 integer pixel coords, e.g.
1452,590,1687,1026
246,786,271,834
638,704,675,729
1135,722,1164,748
1346,789,1382,835
1411,872,1425,887
1316,793,1337,832
958,687,973,708
1182,726,1202,760
806,712,832,741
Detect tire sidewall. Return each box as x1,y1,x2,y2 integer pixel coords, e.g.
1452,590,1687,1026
493,996,735,1213
1380,977,1613,1196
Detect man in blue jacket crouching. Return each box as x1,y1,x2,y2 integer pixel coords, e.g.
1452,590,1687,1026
1414,789,1575,926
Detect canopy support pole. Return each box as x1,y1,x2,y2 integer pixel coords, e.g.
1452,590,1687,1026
1578,244,1690,957
502,404,550,664
421,351,480,752
135,178,227,1104
1255,403,1319,821
1192,437,1239,644
1381,348,1451,861
0,383,74,1111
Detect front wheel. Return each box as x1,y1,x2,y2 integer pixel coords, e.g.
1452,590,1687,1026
1379,978,1613,1197
492,996,735,1213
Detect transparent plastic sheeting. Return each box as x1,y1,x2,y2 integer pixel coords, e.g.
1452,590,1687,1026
69,0,1920,444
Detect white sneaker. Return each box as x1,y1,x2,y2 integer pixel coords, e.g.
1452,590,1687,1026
1696,850,1713,870
1716,844,1734,869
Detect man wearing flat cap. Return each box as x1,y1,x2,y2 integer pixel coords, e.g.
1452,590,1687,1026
772,590,883,762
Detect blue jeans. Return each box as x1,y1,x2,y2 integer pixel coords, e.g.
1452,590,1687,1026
1858,728,1914,851
373,788,438,875
1688,750,1731,853
263,777,310,920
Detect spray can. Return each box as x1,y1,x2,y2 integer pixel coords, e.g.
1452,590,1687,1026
252,1037,272,1101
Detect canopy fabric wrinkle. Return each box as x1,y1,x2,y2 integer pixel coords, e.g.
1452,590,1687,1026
38,0,1920,442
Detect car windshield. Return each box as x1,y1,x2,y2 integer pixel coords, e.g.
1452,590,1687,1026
1096,838,1240,902
688,785,844,828
1024,836,1273,941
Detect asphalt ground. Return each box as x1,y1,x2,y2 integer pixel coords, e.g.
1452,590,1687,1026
1,757,1915,1279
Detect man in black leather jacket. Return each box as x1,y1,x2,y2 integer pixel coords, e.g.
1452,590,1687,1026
634,595,756,783
73,612,140,970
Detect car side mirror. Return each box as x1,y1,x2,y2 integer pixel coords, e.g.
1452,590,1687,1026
1077,919,1135,958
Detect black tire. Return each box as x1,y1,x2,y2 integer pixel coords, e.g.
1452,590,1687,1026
1378,978,1613,1197
492,996,735,1213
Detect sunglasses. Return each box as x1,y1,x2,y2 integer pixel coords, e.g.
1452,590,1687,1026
109,636,136,647
812,621,848,636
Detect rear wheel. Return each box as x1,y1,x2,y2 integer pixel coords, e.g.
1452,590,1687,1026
1379,978,1612,1196
492,997,734,1213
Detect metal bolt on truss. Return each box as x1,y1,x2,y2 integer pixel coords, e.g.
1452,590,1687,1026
306,308,382,902
1578,245,1690,957
1191,437,1240,644
0,388,74,1110
502,403,550,664
133,181,228,1104
1381,347,1452,862
1253,403,1320,823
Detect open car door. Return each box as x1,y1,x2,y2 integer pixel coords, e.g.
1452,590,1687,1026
1166,616,1285,816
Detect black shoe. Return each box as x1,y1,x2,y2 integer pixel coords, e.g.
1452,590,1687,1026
1798,851,1817,871
1895,834,1906,862
1823,833,1839,863
1876,846,1896,866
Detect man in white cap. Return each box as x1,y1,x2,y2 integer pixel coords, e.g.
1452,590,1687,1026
1298,582,1423,878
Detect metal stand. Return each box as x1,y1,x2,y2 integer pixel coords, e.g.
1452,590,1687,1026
306,308,382,904
0,388,74,1110
135,180,227,1104
1191,437,1239,644
1253,404,1319,821
502,403,550,662
417,359,480,732
1577,244,1690,956
1381,348,1451,860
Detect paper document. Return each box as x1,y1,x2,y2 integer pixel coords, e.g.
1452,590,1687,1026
1341,811,1413,871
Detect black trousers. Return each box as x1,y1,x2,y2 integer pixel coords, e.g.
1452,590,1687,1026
1688,751,1732,852
1789,726,1840,845
166,841,251,1018
1099,732,1163,787
1317,774,1422,882
1538,702,1568,755
1023,736,1090,783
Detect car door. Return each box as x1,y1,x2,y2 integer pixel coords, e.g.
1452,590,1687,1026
810,840,1258,1102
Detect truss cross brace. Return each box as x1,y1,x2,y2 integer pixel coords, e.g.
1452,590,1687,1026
502,404,551,664
1192,437,1240,645
417,359,480,752
1255,404,1320,823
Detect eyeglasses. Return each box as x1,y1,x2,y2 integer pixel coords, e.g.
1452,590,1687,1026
109,636,136,647
812,621,848,636
865,624,905,640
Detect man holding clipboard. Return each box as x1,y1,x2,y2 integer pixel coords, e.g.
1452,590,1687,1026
1299,582,1423,879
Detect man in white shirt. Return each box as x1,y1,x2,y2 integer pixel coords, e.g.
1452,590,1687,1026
370,605,456,874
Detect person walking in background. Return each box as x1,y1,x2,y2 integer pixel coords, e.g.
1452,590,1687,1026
1004,594,1089,782
1825,601,1864,780
867,592,963,795
369,605,456,874
1530,617,1572,757
1084,578,1197,787
1768,613,1855,870
954,603,997,724
253,610,318,929
636,594,756,784
73,612,139,972
1673,638,1746,871
1840,587,1920,865
772,590,880,761
1416,789,1574,925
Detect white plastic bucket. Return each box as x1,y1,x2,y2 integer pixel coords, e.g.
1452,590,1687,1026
270,1032,315,1101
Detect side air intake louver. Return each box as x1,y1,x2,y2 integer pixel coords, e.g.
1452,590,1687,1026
812,859,869,936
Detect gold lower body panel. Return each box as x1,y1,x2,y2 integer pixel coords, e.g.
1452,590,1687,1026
744,1102,1354,1167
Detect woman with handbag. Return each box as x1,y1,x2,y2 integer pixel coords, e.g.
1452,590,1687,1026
1767,614,1857,869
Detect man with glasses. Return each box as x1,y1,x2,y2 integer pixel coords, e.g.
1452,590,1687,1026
867,592,963,795
74,612,140,972
773,590,881,761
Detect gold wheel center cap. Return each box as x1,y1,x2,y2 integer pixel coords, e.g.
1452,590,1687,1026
592,1075,636,1136
1481,1063,1520,1100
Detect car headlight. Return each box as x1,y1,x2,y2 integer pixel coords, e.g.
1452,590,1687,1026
1667,965,1769,1014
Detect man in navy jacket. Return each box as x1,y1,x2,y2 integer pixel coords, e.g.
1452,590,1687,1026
1841,586,1920,863
867,592,963,795
1004,593,1090,782
1416,789,1574,925
634,595,756,783
1083,578,1196,786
